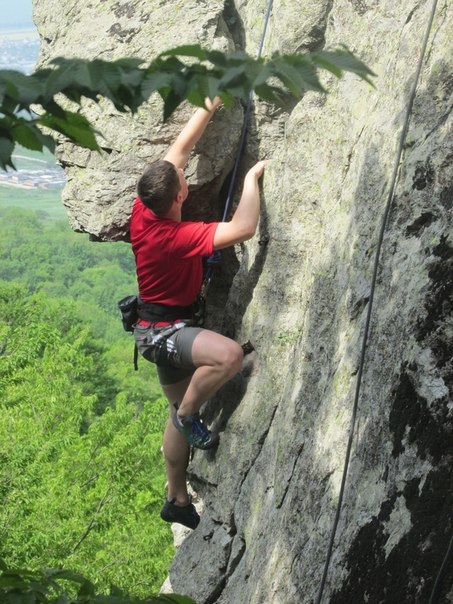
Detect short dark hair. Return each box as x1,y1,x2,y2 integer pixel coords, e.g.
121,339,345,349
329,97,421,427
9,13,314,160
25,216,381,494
137,160,180,216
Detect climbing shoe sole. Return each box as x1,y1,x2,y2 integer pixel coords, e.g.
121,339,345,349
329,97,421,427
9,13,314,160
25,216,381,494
160,498,200,530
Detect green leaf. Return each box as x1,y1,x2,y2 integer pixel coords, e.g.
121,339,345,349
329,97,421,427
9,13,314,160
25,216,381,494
11,121,45,151
159,44,208,61
153,55,185,73
204,49,230,67
272,56,324,94
0,70,44,107
154,595,197,604
0,135,16,170
253,83,285,104
90,60,122,92
247,62,272,88
218,65,247,89
39,111,101,150
162,89,186,122
186,87,207,109
42,568,88,584
311,48,376,84
141,71,173,100
223,50,252,65
47,58,97,94
2,593,36,604
0,573,29,589
111,56,147,70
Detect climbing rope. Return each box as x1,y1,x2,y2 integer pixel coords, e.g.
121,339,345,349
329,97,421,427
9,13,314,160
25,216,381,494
199,0,274,300
314,1,440,602
428,531,453,604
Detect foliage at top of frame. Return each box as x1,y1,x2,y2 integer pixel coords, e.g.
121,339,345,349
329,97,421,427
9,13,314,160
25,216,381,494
0,44,375,170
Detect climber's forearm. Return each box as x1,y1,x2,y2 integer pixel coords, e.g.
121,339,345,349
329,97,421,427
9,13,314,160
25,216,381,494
213,160,267,250
164,98,221,169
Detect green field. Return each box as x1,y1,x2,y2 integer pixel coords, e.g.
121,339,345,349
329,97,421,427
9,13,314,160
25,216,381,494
12,145,59,169
0,144,67,220
0,185,67,220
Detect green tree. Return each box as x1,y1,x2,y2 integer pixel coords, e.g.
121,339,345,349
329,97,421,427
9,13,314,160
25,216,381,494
0,205,193,601
0,45,375,169
0,278,172,597
0,557,196,604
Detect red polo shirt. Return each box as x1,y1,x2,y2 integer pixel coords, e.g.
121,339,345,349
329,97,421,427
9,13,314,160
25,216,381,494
130,198,218,306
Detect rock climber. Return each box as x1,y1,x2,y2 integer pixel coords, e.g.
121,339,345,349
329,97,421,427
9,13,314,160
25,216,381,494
130,97,266,529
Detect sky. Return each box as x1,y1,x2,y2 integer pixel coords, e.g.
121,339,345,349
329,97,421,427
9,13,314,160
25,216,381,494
0,0,34,29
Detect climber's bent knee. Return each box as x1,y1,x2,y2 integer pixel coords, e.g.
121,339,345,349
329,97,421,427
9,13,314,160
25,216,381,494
191,330,243,373
155,326,203,386
155,328,243,386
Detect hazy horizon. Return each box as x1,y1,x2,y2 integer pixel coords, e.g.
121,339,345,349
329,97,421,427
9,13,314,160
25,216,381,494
0,0,34,30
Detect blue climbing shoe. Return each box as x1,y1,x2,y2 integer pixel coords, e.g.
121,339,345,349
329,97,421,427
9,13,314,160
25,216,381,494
160,497,200,529
172,411,219,449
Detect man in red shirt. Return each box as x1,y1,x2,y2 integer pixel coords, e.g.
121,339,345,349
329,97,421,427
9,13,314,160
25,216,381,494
130,98,266,529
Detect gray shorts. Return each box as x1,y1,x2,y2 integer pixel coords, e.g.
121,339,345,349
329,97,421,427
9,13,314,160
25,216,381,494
134,322,203,386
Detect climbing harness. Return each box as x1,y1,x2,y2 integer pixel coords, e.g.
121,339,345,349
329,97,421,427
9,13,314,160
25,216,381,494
314,1,444,602
199,0,274,304
117,295,199,370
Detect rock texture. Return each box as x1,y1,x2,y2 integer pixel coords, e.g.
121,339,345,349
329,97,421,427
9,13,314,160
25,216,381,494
34,0,452,602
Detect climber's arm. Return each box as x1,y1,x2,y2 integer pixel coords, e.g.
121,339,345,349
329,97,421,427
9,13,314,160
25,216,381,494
163,97,222,169
213,161,267,250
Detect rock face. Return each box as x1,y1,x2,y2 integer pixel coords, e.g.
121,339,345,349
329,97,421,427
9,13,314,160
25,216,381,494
34,1,452,603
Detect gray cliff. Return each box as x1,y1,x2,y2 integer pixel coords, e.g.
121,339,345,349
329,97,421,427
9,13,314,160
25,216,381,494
33,1,452,602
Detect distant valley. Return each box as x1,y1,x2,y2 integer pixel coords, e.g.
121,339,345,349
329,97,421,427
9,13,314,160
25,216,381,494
0,28,66,211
